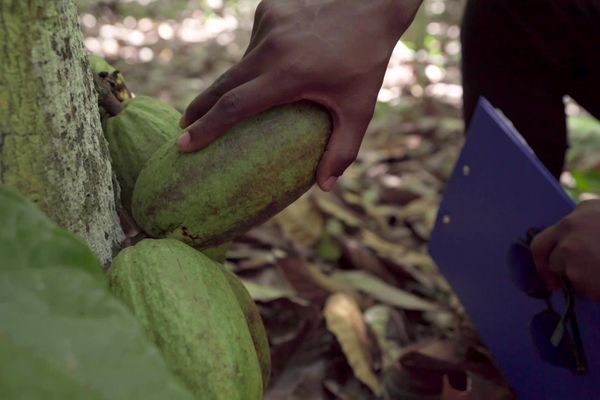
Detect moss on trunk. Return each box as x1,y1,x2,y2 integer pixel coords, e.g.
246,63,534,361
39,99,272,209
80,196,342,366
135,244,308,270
0,0,124,265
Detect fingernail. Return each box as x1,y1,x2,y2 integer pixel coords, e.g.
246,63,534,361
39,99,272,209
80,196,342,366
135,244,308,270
322,176,338,192
176,131,191,149
179,116,187,129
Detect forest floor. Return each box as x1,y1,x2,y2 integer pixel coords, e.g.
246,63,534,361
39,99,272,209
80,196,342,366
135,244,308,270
78,1,600,398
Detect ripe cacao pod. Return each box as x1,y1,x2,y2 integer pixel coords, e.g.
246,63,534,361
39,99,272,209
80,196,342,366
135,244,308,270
108,239,263,400
132,101,331,248
103,96,182,212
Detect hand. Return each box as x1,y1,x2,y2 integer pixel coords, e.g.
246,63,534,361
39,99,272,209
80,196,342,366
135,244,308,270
531,199,600,300
177,0,422,191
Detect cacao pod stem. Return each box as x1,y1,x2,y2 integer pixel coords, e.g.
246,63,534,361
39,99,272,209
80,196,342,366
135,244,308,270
95,75,124,117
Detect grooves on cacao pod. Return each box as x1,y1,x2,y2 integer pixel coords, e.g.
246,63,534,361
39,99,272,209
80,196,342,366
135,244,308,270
108,239,263,400
221,267,271,389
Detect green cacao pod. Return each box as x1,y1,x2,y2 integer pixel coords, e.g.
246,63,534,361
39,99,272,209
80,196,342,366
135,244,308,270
199,244,271,386
108,239,263,400
221,268,271,389
132,101,331,248
103,96,182,212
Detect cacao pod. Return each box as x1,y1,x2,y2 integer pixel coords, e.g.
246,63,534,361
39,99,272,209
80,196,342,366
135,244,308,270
103,96,182,212
198,244,270,387
132,101,331,248
108,239,263,400
221,268,271,389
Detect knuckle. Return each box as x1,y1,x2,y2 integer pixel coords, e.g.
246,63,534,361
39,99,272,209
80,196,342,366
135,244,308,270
217,92,243,116
186,125,202,142
211,71,231,90
275,59,305,78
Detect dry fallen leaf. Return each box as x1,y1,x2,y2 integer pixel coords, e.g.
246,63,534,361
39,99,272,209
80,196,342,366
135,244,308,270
277,257,330,304
324,293,382,396
394,197,439,221
265,359,329,400
441,375,470,400
275,191,324,248
361,229,409,258
240,278,300,303
278,257,352,305
331,270,438,311
226,246,279,270
441,374,516,400
364,305,408,368
339,237,398,283
314,191,365,228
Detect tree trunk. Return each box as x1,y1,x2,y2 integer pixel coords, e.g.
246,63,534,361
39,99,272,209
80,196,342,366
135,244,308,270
0,0,124,265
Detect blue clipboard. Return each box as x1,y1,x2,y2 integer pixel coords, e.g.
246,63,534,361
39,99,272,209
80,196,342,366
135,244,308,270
428,98,600,399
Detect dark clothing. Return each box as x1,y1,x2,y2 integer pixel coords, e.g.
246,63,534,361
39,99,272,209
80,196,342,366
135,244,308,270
461,0,600,178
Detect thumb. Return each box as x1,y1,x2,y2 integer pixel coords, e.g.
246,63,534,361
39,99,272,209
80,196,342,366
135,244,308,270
530,225,561,289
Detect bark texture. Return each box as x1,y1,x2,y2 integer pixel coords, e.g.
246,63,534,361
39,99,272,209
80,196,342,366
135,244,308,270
0,0,124,265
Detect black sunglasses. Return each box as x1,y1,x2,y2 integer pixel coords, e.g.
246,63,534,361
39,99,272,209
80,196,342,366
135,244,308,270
506,230,587,375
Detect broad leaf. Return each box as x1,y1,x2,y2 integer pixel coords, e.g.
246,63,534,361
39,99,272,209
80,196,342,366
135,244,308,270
0,185,193,399
0,185,101,275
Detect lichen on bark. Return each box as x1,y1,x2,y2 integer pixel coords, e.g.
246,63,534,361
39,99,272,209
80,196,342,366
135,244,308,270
0,0,124,265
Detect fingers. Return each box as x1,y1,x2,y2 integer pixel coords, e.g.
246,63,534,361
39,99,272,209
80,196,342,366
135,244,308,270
314,114,369,192
177,75,292,152
180,59,261,129
530,225,562,289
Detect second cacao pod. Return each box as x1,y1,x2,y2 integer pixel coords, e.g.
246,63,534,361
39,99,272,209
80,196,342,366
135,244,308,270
103,96,182,212
108,239,264,400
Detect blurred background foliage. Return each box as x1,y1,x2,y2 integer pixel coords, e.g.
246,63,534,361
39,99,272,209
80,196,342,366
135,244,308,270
76,1,600,398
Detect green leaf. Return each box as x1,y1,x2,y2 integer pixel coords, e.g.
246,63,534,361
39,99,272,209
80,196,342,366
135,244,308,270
0,185,194,399
0,266,194,400
316,233,342,261
572,170,600,194
0,185,102,276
